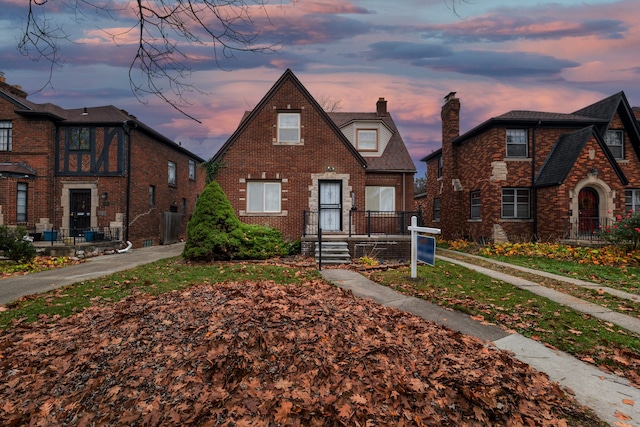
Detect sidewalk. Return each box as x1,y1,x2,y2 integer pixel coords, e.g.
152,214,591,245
320,267,640,427
0,242,185,305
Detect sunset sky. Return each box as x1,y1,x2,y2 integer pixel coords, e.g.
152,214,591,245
2,0,639,179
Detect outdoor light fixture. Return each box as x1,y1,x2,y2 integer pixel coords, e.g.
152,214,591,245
101,192,108,199
326,166,335,172
589,168,598,176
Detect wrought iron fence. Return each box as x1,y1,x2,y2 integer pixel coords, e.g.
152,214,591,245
564,217,614,241
303,210,421,237
32,227,123,245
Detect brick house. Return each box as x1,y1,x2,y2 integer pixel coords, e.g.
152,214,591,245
0,73,205,249
211,69,416,260
418,91,640,243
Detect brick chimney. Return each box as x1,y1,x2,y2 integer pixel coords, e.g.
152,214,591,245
0,72,29,99
441,92,460,144
376,97,388,116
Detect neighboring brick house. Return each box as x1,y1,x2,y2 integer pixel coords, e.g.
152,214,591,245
0,73,205,249
211,69,416,258
418,91,640,243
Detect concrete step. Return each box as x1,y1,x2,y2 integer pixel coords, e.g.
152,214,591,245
315,241,351,264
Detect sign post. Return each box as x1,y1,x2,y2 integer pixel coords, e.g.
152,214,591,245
408,216,441,278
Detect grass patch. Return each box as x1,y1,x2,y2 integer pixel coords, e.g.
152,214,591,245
0,257,320,329
367,262,640,386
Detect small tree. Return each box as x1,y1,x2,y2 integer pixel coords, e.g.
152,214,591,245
598,210,640,250
0,226,37,263
183,181,289,261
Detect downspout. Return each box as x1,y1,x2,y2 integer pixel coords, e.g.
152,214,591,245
123,120,137,243
532,121,541,241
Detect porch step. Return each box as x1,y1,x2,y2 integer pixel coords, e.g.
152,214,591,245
315,241,351,265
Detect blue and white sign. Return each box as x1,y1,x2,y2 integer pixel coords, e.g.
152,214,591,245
417,235,436,266
408,216,441,278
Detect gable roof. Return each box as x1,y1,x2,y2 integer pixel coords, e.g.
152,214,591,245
0,87,204,163
328,112,416,173
211,69,367,168
534,125,628,188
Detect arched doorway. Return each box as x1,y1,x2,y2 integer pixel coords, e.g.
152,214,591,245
578,187,599,236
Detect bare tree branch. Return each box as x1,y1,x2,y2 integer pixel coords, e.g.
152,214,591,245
19,0,281,121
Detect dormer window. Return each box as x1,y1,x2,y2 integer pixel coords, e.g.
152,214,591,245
278,113,300,143
605,130,623,159
357,129,378,151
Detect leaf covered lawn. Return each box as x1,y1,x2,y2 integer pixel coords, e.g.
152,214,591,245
0,278,602,426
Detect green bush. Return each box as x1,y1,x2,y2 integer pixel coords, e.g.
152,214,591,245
183,181,289,261
0,225,37,263
598,210,640,250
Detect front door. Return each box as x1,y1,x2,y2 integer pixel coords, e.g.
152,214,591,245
319,181,342,232
70,189,91,236
578,187,599,235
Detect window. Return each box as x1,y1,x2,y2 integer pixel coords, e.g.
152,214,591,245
470,191,481,219
357,129,378,151
189,160,196,180
168,161,176,185
502,188,530,219
181,198,187,215
0,121,12,151
278,113,300,143
69,127,90,150
433,198,441,221
506,129,527,157
605,130,623,159
365,186,395,211
247,181,281,213
17,183,27,222
625,189,640,212
149,185,156,206
437,155,443,178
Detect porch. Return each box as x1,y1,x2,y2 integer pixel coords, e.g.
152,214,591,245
302,210,420,263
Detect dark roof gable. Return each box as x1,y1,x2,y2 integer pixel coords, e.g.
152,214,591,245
535,126,628,188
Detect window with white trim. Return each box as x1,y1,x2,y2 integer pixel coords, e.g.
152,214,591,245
0,121,12,151
278,113,300,143
247,181,281,213
189,160,196,180
17,183,27,222
502,188,530,219
605,130,623,159
168,161,176,185
357,129,378,151
365,186,395,211
506,129,528,157
470,191,481,219
625,189,640,212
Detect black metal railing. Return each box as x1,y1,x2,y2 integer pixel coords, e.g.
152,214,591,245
31,227,123,245
303,210,421,237
564,217,614,241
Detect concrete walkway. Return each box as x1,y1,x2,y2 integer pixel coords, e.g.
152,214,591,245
0,243,185,305
320,267,640,427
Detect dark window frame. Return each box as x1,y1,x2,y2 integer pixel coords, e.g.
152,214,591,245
470,190,481,219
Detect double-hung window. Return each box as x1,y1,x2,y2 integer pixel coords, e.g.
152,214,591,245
278,113,300,143
189,160,196,181
502,188,530,219
470,191,481,219
168,161,176,185
433,198,441,221
365,186,395,212
247,181,281,213
506,129,527,157
17,183,27,222
605,130,623,159
625,189,640,212
437,155,443,178
0,121,12,151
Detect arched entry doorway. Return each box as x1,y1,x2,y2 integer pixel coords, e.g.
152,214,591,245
578,187,599,236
